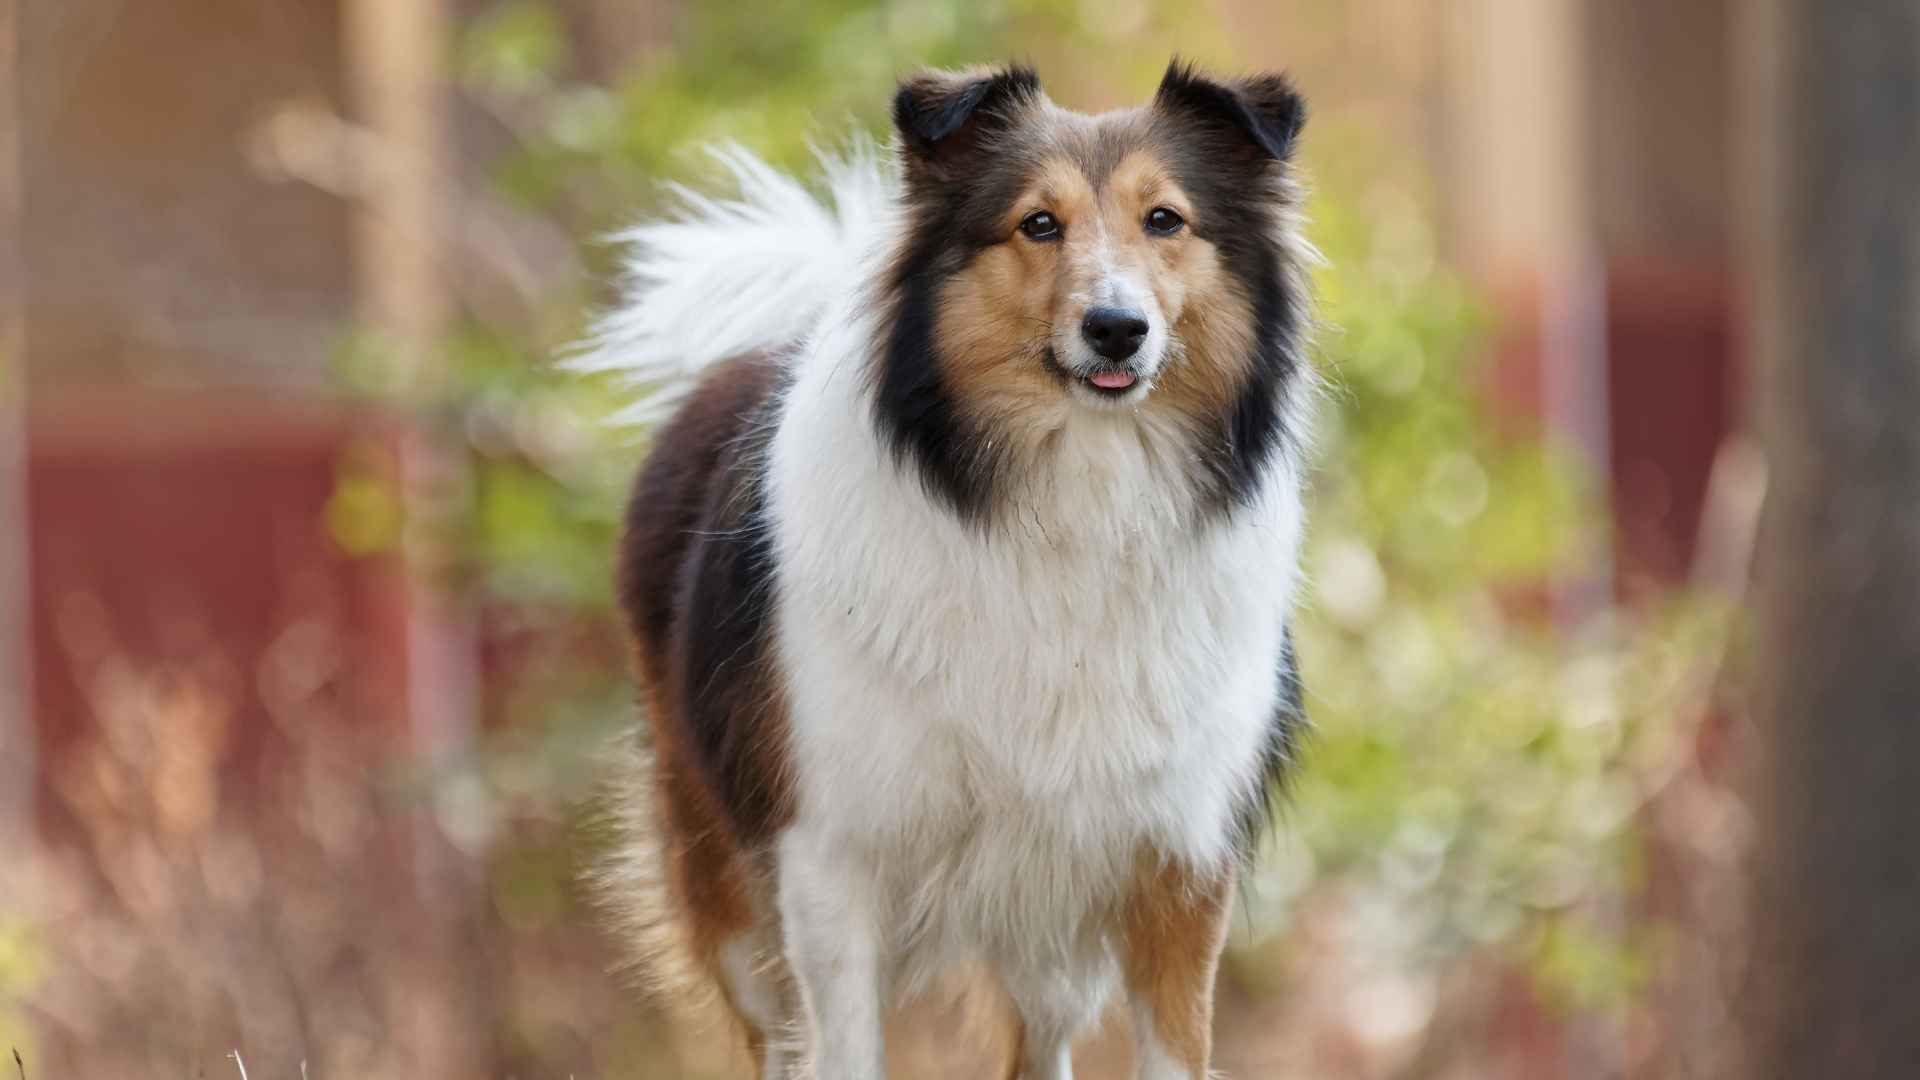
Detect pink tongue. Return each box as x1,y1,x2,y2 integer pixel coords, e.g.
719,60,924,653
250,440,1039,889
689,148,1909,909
1089,371,1137,390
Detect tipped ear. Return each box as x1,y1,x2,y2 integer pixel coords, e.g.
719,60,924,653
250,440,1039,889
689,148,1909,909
1155,60,1306,162
892,66,1042,173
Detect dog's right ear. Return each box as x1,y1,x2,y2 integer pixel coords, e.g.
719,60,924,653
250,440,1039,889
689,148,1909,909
1155,60,1306,165
892,66,1041,180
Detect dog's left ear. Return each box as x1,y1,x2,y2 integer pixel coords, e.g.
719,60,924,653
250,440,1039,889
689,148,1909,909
1155,60,1306,163
893,66,1042,179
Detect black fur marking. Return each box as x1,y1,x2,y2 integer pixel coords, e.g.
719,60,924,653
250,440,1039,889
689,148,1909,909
1157,60,1306,163
1151,61,1310,509
620,356,792,844
875,66,1048,522
893,66,1042,167
1234,626,1307,858
1212,249,1300,509
876,234,1031,523
673,424,786,842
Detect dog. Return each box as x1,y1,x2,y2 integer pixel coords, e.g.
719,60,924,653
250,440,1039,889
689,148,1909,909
581,60,1314,1080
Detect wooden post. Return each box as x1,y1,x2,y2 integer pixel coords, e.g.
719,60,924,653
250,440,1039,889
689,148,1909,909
1443,0,1614,616
1738,1,1920,1074
0,0,33,836
340,4,486,1071
340,0,476,869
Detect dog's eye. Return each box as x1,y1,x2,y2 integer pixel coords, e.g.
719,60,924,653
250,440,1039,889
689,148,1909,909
1145,207,1186,235
1019,211,1061,241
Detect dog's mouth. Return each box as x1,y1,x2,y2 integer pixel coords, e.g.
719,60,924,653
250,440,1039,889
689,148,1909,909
1044,348,1145,399
1084,370,1138,393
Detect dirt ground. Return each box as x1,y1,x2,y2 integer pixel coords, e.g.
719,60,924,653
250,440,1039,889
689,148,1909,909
656,972,1304,1078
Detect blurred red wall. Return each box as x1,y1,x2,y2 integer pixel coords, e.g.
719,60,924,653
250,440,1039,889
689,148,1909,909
25,387,410,836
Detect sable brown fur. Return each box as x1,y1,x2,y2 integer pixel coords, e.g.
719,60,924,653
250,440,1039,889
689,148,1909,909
1121,856,1236,1070
599,354,793,1050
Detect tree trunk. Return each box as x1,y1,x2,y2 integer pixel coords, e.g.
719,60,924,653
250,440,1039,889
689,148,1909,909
1741,2,1920,1076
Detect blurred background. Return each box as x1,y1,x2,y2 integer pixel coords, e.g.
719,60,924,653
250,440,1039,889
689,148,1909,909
2,1,1913,1077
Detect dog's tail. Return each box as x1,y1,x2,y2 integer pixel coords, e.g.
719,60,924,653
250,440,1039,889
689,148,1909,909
568,141,897,425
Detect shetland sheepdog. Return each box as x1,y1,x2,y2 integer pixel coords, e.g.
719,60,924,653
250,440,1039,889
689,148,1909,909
579,61,1314,1079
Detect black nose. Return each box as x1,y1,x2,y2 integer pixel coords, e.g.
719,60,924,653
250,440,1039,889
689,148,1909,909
1081,307,1149,361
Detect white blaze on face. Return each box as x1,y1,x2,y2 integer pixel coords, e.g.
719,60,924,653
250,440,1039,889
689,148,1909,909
1058,217,1171,381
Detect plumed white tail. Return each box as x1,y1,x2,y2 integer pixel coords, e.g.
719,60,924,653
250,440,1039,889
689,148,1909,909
569,141,897,425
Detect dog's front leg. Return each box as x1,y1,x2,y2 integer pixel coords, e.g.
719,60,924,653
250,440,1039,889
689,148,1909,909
777,827,888,1079
1121,859,1235,1080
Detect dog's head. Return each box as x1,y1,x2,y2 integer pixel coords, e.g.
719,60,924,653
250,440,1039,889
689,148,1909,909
875,61,1310,519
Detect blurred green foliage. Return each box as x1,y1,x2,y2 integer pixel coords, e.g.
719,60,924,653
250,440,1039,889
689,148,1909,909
456,0,1201,217
326,0,1728,1062
1268,154,1729,1014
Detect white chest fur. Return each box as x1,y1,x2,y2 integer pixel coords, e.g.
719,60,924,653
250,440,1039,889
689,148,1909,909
766,330,1304,985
